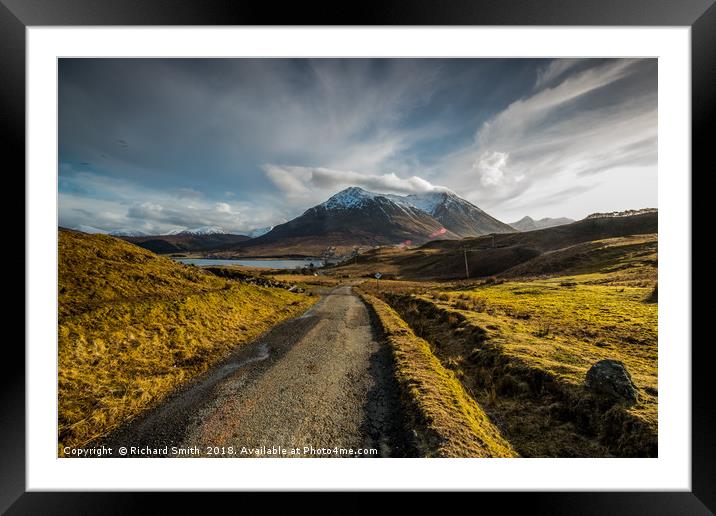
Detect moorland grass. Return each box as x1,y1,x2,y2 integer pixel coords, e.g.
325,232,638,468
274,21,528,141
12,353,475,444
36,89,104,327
445,277,657,432
359,249,658,456
58,229,316,452
59,229,228,318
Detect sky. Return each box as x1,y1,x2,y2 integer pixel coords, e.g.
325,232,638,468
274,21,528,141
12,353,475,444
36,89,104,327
58,58,657,234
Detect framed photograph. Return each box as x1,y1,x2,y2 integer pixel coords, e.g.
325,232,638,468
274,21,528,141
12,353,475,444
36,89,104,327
6,0,711,512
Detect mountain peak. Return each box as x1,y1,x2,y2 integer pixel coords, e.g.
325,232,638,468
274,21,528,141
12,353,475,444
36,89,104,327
320,186,462,214
320,187,379,210
400,190,460,215
341,186,368,194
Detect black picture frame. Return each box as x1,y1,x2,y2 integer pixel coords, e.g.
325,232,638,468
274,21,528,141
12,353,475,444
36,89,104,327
4,0,711,513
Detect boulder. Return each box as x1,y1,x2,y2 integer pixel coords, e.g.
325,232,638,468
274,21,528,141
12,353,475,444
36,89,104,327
585,359,639,406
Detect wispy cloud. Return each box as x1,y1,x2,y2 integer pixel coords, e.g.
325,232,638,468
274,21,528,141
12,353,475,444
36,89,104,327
59,58,657,230
434,58,657,219
534,58,584,89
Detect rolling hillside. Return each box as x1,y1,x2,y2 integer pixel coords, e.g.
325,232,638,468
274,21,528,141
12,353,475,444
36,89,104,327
329,211,657,280
58,228,316,451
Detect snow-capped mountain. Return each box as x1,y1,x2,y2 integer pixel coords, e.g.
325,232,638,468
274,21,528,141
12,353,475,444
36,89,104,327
401,190,514,237
319,186,379,210
392,191,452,214
317,187,451,214
165,226,228,236
243,186,514,250
313,187,514,238
509,216,575,232
256,186,455,245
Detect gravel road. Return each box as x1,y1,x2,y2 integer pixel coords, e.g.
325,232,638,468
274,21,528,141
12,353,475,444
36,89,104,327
100,286,415,458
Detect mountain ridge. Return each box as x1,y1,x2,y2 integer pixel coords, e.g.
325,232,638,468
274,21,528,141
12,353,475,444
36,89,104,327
240,187,515,254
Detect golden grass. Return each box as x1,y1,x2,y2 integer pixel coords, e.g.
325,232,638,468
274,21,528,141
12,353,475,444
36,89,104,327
502,235,657,286
358,257,658,430
358,291,516,458
59,229,227,318
58,230,316,452
360,259,658,456
426,277,658,430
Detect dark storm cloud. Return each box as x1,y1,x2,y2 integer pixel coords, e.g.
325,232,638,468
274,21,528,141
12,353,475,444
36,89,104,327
58,58,657,232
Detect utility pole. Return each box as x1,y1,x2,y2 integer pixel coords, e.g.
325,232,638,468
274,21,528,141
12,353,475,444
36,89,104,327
463,248,470,280
492,234,495,248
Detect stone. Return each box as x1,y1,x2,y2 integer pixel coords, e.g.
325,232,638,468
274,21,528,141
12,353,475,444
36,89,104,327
585,359,639,406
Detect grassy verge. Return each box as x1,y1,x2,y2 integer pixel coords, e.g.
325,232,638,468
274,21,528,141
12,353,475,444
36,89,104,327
58,229,317,452
363,275,657,456
357,290,516,458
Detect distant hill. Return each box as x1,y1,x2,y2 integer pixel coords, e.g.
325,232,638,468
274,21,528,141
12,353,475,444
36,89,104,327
329,211,657,280
509,216,574,231
70,224,251,254
501,234,657,280
120,233,250,254
167,225,229,235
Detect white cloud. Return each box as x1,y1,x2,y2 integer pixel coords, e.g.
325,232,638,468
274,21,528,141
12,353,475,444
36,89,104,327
59,171,282,235
262,164,447,207
215,202,233,214
436,59,657,220
473,151,509,187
